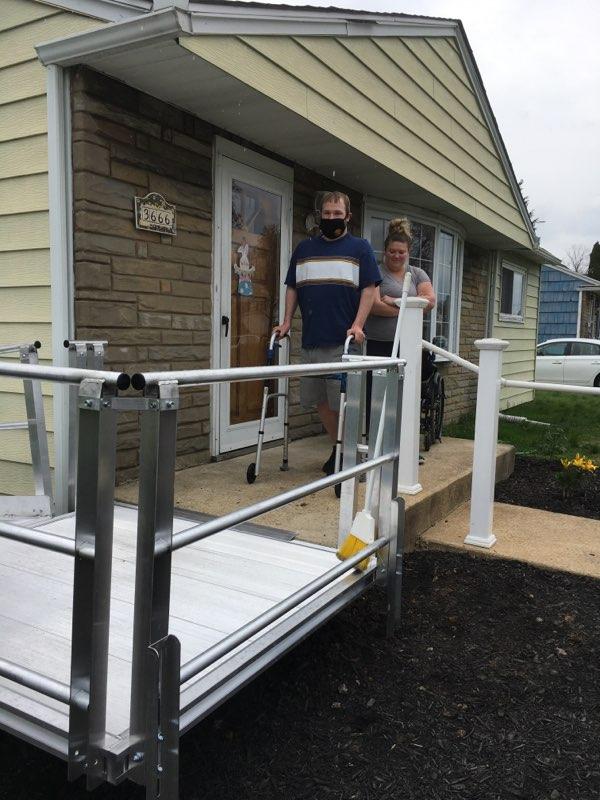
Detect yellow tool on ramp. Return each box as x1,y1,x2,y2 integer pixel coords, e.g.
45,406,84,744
336,271,412,571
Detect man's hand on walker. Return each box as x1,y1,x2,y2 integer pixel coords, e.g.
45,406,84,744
273,321,291,338
346,324,365,345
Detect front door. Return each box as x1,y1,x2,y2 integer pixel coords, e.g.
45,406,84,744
215,150,292,453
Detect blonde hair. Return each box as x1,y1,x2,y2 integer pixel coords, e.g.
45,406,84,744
384,217,412,249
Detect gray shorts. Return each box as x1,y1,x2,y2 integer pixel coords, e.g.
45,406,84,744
300,344,358,411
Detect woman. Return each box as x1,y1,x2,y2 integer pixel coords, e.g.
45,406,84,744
365,218,436,430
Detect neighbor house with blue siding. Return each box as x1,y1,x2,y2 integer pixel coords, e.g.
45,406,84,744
538,264,600,342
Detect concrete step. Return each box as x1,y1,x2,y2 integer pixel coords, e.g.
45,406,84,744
404,437,514,551
420,500,600,579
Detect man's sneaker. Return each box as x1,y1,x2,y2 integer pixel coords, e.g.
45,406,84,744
322,446,338,475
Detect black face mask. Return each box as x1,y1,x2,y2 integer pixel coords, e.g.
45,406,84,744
320,217,347,239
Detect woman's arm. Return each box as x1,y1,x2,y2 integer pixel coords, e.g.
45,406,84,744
417,280,436,311
369,294,399,317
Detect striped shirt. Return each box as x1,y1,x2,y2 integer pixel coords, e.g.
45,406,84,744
286,234,381,348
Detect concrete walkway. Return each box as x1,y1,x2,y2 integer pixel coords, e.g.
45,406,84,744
116,434,511,548
421,500,600,579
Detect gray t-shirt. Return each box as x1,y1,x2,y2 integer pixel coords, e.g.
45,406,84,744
365,264,430,341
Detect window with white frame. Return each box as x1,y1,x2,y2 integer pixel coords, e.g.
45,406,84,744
499,263,526,322
364,208,463,352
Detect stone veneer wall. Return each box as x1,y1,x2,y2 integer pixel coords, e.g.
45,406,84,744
71,68,362,479
437,243,490,422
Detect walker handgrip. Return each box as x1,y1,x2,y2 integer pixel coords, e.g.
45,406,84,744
343,334,354,355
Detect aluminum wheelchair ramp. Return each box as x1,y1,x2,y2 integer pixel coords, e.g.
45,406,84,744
0,504,375,760
0,354,404,798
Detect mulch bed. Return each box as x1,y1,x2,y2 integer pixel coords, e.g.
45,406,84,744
2,551,599,800
495,455,600,520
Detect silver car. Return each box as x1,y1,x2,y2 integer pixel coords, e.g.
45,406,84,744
536,338,600,387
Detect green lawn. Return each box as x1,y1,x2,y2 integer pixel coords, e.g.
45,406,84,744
444,391,600,461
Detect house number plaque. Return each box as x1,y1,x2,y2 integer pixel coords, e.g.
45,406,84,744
135,192,176,235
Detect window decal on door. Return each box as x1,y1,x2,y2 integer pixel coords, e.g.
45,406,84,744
233,239,255,296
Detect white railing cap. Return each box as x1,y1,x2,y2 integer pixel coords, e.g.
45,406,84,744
405,297,430,309
474,338,510,351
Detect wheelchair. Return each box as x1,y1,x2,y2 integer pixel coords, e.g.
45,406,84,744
420,349,445,451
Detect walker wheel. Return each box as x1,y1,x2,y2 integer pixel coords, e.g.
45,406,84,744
246,463,257,484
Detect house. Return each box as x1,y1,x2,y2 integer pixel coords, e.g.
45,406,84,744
1,0,559,511
538,264,600,342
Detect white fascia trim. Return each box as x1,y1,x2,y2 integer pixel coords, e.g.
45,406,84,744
453,27,537,249
42,0,151,22
189,9,457,37
36,7,188,65
47,65,73,514
36,5,457,65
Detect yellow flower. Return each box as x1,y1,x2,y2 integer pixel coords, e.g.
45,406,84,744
560,453,598,472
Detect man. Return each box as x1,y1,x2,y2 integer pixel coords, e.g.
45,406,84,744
273,191,381,474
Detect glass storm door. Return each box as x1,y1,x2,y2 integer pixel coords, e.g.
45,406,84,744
217,158,292,453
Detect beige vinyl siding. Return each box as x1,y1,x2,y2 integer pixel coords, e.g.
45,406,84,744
492,256,540,409
0,0,103,495
182,34,531,248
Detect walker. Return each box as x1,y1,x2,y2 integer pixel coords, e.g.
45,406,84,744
246,332,290,483
333,335,368,497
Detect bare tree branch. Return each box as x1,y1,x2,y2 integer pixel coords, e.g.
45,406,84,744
565,245,589,273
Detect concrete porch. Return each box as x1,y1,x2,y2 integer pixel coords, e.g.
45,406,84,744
116,435,514,550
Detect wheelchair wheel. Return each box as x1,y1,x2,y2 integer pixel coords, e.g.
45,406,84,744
433,377,445,442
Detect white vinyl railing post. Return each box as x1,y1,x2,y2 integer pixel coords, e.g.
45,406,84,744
465,338,510,548
397,297,429,495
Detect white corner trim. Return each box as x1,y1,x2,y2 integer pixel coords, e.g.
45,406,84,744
576,290,583,336
47,65,74,514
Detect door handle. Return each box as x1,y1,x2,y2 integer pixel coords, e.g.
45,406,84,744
221,315,229,337
551,360,562,364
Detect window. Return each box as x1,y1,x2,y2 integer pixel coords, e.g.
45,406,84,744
570,341,600,356
500,263,526,322
365,208,462,352
537,341,569,356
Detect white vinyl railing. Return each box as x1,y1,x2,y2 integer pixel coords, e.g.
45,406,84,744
396,302,600,548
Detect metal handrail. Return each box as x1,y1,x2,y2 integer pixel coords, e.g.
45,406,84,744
0,519,77,556
0,341,41,355
0,361,130,389
132,357,403,390
171,453,394,552
0,422,28,430
0,656,70,704
180,534,387,685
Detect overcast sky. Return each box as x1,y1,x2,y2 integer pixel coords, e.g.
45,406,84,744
259,0,600,264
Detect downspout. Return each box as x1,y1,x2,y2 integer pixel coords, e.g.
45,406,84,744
47,65,74,514
485,250,498,337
